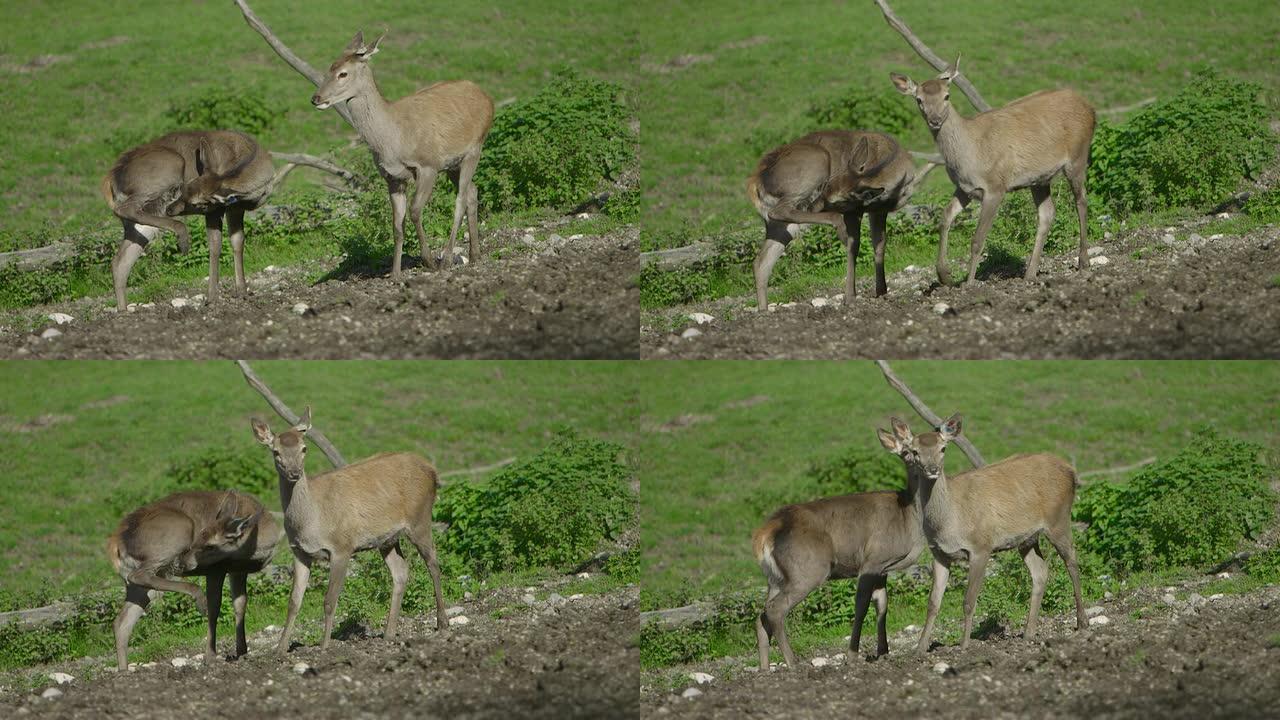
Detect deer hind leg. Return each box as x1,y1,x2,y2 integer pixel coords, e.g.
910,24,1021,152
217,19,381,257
936,189,970,285
409,522,447,632
918,555,951,653
321,552,351,649
959,550,991,649
1067,164,1090,271
868,211,889,297
229,572,249,658
226,208,247,295
754,221,798,309
411,167,440,268
841,211,863,301
204,570,226,663
850,573,880,661
1046,522,1086,630
755,583,781,670
114,583,158,670
761,544,828,669
381,541,410,639
387,177,409,281
1026,184,1055,280
111,197,192,253
872,575,890,656
967,191,1005,283
1020,539,1049,637
126,567,208,615
112,221,157,311
448,154,481,268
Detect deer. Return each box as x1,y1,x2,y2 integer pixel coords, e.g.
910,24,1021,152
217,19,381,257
102,130,275,310
752,432,925,669
891,57,1096,285
746,130,936,309
312,31,494,279
879,415,1086,653
106,490,281,670
251,406,447,652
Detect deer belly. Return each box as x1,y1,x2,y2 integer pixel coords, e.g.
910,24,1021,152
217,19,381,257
354,527,407,553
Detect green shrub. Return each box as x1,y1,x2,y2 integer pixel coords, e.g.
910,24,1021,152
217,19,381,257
1090,70,1276,214
1245,187,1280,223
436,429,634,573
806,84,919,139
1075,430,1275,571
639,262,714,308
477,70,636,212
167,445,278,496
752,445,905,518
166,87,282,136
1244,548,1280,582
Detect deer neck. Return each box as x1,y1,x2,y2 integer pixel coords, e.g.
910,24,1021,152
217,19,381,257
278,472,316,524
931,109,981,191
914,467,954,528
346,79,405,169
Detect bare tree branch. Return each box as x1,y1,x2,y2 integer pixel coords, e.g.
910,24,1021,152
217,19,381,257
1099,96,1156,116
873,0,991,112
233,0,354,126
439,456,516,480
235,360,348,468
1078,456,1156,479
875,360,986,467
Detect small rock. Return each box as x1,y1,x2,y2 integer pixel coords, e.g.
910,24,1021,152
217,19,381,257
292,662,311,675
568,594,584,600
41,328,63,340
464,591,473,601
48,672,74,685
681,328,703,339
170,297,189,308
170,657,191,668
1104,231,1114,240
1088,615,1111,626
933,661,953,675
1161,233,1177,245
689,672,714,685
521,233,536,245
264,265,278,272
688,312,715,325
292,302,309,316
190,294,205,304
810,297,830,308
1217,572,1231,579
127,303,138,312
41,688,63,700
521,593,537,605
1216,212,1230,219
141,662,157,669
576,572,591,579
1104,591,1114,600
1087,246,1105,256
1208,234,1223,240
780,302,797,308
1085,606,1106,618
681,687,703,699
1161,593,1177,606
742,305,758,312
47,313,74,325
810,657,830,668
547,593,566,606
140,302,155,309
903,624,920,634
1208,593,1224,601
932,302,950,315
1089,255,1110,266
445,606,466,618
448,615,470,626
1188,593,1206,607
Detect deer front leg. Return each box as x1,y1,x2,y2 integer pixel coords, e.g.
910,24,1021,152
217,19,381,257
226,207,247,294
936,189,970,285
872,576,889,656
411,167,439,268
278,554,312,654
205,210,225,303
205,570,226,663
230,572,249,658
869,211,889,297
321,552,351,649
966,191,1004,283
918,555,950,653
850,573,877,662
387,177,409,281
841,211,862,300
960,550,990,649
114,583,158,670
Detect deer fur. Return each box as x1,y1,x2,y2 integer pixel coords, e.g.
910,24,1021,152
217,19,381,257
746,130,935,309
313,31,494,278
891,57,1096,284
251,406,446,652
880,415,1086,653
102,130,275,310
106,490,280,670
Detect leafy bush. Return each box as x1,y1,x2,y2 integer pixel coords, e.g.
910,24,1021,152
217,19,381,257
436,429,634,573
1090,70,1276,214
752,445,905,518
477,70,636,212
806,84,919,139
167,445,278,496
166,87,283,136
1245,187,1280,223
1244,548,1280,583
1075,430,1275,572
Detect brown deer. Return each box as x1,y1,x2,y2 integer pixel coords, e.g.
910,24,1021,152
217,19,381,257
746,130,936,309
312,31,494,278
891,58,1096,285
251,407,446,652
752,430,925,669
881,415,1086,653
102,130,275,310
107,490,280,670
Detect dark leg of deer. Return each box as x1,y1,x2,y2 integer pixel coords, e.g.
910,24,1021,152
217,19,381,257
114,583,158,670
205,210,225,303
842,212,862,300
381,541,410,639
321,552,351,650
755,584,780,670
960,550,990,649
869,211,889,297
1020,540,1049,637
409,524,447,631
278,554,312,654
1067,165,1090,271
387,176,409,280
111,198,192,252
449,154,481,268
411,167,439,268
850,573,877,661
1046,525,1087,629
872,575,890,656
754,221,796,309
966,191,1004,283
918,555,951,653
205,570,225,662
762,561,827,668
226,208,247,294
127,568,208,615
230,572,249,657
936,189,970,285
1026,184,1054,279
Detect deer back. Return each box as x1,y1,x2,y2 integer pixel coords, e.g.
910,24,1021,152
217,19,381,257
945,453,1077,545
293,452,439,553
390,80,495,166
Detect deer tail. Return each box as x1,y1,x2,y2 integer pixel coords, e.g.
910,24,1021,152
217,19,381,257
100,171,117,210
752,516,786,584
106,531,125,574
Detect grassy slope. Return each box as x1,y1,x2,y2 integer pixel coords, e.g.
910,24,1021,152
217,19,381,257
0,361,642,598
0,0,636,240
636,361,1280,607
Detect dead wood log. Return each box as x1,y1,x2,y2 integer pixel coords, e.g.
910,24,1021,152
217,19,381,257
875,360,986,467
873,0,991,112
235,360,348,468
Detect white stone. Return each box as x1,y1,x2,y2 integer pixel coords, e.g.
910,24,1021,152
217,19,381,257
521,233,536,245
568,594,584,600
448,615,470,626
1209,234,1223,240
141,662,157,668
1216,212,1230,219
1208,593,1224,601
1161,593,1177,605
1104,591,1114,600
1089,255,1110,266
292,303,309,315
47,313,74,325
521,593,537,605
1217,572,1231,579
689,671,714,685
140,303,154,309
191,294,205,304
576,572,590,579
681,327,703,339
1087,246,1105,256
264,265,278,272
932,662,951,675
932,302,950,315
810,297,830,308
1161,233,1177,245
48,672,74,685
548,593,566,605
903,624,919,633
810,657,830,668
41,688,63,700
780,302,797,308
688,312,715,325
292,662,310,675
170,297,189,308
170,657,191,668
446,606,466,617
1188,593,1206,607
1085,606,1106,618
1104,231,1114,240
742,305,758,312
41,328,63,339
681,687,703,699
1088,615,1111,626
568,234,584,241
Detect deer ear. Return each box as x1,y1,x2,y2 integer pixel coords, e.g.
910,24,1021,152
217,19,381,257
877,428,903,453
251,418,274,446
225,515,253,540
938,55,960,83
890,72,916,95
293,406,312,433
939,413,963,440
851,136,871,174
345,31,365,53
891,416,913,442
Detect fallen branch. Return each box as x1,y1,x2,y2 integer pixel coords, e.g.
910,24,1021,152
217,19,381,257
269,152,362,187
1078,456,1156,479
439,456,516,479
233,0,354,127
875,360,986,467
873,0,990,112
640,601,714,627
0,601,75,628
235,360,348,468
0,241,75,271
1099,96,1156,116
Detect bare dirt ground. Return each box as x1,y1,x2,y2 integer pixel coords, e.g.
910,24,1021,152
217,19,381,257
3,584,639,720
643,219,1280,359
642,582,1280,719
1,224,639,359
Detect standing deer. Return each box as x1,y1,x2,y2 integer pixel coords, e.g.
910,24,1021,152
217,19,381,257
102,130,275,310
891,58,1095,285
880,415,1086,653
251,407,447,652
752,436,925,669
312,31,494,278
107,490,280,670
746,130,935,309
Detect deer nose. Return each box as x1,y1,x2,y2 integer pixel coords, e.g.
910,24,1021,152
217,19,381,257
311,94,322,106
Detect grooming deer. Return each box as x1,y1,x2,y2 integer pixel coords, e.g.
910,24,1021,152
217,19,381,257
880,414,1086,653
251,406,446,652
107,490,280,670
312,31,494,278
891,58,1095,284
752,432,925,669
747,130,936,309
102,130,275,310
